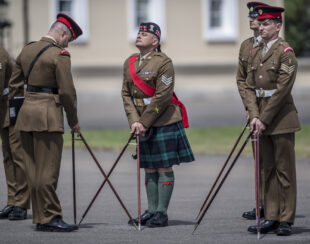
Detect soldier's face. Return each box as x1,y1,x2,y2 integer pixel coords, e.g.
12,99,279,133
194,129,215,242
259,20,282,42
136,31,158,49
249,17,259,30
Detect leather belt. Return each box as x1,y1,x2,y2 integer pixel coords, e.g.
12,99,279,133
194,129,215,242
133,97,152,106
255,89,276,98
27,85,58,94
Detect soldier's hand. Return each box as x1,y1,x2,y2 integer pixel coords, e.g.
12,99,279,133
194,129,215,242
250,118,258,132
130,122,147,135
255,119,265,136
72,122,81,136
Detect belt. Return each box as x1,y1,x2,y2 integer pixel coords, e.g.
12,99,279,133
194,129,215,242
27,85,58,94
255,89,276,98
2,87,9,96
133,97,152,106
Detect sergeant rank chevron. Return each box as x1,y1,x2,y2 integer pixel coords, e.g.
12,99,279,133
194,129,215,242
161,75,173,86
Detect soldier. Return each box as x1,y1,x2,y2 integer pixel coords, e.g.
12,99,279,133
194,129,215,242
245,5,301,236
122,22,195,227
0,46,30,220
8,13,82,232
236,1,269,221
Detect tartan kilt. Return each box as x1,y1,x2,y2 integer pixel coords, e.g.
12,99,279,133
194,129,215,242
139,121,195,169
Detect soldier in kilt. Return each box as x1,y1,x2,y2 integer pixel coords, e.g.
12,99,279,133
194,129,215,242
122,22,194,227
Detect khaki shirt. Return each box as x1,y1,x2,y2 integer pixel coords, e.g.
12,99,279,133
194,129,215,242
0,46,13,129
236,37,255,109
9,37,78,132
122,51,182,128
245,37,301,135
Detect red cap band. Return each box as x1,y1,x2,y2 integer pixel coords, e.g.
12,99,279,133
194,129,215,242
257,12,282,20
57,16,76,39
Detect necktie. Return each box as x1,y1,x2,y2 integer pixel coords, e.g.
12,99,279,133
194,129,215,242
262,43,268,57
139,58,144,66
253,38,259,48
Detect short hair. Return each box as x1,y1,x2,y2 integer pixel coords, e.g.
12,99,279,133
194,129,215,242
50,21,71,36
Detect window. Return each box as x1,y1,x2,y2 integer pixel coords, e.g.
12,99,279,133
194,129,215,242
50,0,89,43
127,0,166,42
203,0,238,42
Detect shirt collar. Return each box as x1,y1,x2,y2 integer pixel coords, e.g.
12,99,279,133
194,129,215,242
265,38,279,51
139,51,152,61
45,35,57,43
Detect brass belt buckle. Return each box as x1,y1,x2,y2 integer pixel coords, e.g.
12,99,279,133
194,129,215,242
258,88,265,98
135,98,144,107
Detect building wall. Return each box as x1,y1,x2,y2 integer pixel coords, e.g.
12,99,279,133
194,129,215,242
6,0,283,66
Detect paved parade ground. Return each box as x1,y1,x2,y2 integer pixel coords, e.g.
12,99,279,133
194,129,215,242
1,149,309,244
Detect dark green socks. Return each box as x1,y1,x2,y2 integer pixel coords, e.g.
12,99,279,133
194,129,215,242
157,171,174,215
145,171,175,215
145,172,159,214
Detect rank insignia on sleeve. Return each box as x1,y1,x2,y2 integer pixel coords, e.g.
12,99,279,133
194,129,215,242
154,106,160,113
60,49,70,56
280,63,295,75
161,75,173,86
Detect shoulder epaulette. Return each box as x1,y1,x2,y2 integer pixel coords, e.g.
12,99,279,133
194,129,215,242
60,49,70,56
283,46,294,53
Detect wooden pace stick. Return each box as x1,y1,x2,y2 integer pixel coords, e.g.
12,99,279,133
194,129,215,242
72,131,77,224
195,121,249,220
78,133,138,230
78,133,135,226
254,133,261,239
137,135,141,231
192,132,253,234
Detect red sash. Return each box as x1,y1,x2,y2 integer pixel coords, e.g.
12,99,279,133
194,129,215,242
128,56,189,128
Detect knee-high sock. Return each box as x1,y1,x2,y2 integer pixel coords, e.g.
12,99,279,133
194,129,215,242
145,172,159,214
157,171,174,215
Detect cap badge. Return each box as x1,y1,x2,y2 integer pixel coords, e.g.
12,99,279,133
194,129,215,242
250,7,254,12
258,9,263,15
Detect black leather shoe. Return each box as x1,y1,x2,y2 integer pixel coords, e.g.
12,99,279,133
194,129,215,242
248,220,279,234
36,224,41,231
8,207,27,220
242,206,264,220
276,222,292,236
39,217,78,232
128,210,154,226
0,205,14,219
146,212,168,228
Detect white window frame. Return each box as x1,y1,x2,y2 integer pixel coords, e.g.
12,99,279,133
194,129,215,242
127,0,166,42
202,0,239,42
49,0,89,43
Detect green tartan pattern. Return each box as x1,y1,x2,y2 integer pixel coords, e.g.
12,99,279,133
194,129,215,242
139,121,195,168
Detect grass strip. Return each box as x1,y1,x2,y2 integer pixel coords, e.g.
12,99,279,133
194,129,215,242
63,125,310,159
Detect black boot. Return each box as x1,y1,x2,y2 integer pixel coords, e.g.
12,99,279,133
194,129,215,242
145,212,168,228
248,220,279,234
276,222,292,236
242,206,264,220
39,217,78,232
8,207,27,220
128,210,154,226
0,205,14,219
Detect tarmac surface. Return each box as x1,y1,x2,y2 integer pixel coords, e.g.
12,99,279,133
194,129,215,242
0,149,309,244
